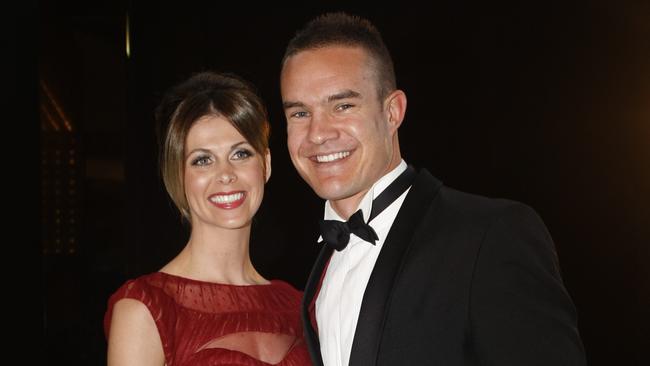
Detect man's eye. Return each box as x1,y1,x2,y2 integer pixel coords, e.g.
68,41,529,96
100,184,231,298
291,111,309,118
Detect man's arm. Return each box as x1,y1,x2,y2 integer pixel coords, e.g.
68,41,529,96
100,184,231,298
470,203,586,365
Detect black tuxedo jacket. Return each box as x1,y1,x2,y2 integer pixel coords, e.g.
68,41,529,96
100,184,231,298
301,169,586,365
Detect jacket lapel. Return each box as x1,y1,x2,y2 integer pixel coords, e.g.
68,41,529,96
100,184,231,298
348,169,443,365
301,243,334,366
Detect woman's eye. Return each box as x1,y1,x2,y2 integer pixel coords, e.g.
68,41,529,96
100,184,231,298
232,149,253,160
191,155,212,166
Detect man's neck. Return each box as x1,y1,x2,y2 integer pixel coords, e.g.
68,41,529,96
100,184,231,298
330,189,371,220
328,159,407,220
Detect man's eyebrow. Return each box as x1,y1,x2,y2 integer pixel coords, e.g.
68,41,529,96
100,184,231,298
328,90,361,102
282,90,361,110
282,101,305,109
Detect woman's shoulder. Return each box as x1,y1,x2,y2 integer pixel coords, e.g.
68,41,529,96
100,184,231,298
262,279,304,305
108,272,167,301
268,279,303,294
104,272,176,340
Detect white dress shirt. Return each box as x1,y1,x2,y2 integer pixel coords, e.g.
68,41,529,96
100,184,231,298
316,160,411,366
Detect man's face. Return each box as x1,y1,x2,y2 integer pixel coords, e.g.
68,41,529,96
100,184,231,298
281,45,400,217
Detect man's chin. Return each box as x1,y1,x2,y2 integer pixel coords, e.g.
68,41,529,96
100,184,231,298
313,183,356,202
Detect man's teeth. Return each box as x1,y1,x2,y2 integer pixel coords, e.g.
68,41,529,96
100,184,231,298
211,192,244,204
316,151,350,163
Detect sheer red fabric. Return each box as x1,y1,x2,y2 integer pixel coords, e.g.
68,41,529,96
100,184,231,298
104,272,312,366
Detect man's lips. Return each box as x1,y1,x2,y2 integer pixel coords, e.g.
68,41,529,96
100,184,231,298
311,150,352,163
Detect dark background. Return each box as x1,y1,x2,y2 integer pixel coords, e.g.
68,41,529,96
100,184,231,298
35,1,647,365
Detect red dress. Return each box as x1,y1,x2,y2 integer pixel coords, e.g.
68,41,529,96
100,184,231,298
104,272,312,366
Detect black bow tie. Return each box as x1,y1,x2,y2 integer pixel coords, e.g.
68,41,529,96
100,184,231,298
319,209,379,251
318,166,416,252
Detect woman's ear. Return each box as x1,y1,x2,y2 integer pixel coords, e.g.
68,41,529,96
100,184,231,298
264,149,272,182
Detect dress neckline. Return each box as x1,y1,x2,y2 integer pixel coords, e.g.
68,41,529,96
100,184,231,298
155,271,283,288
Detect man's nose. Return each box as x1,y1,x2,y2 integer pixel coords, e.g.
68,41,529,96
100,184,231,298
307,112,338,145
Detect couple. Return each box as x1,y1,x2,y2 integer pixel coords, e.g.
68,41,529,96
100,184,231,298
104,12,586,366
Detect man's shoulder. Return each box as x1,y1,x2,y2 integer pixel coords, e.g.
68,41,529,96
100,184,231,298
414,168,538,222
440,184,521,212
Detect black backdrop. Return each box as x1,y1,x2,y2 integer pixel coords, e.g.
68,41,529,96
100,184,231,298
37,1,648,365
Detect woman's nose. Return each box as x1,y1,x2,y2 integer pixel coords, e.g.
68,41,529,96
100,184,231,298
217,166,237,184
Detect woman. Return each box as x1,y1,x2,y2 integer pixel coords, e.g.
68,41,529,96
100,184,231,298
104,71,311,366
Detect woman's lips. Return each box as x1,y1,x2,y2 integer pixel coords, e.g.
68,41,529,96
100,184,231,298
208,191,246,209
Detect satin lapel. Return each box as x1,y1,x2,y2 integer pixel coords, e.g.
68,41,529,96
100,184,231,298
301,243,333,366
348,170,443,366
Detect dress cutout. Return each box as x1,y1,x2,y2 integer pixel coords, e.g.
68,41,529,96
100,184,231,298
104,272,311,366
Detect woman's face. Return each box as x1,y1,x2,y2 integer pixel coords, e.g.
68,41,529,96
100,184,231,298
183,115,270,231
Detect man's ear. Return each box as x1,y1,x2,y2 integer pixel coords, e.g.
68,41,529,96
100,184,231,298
264,149,272,182
384,89,407,133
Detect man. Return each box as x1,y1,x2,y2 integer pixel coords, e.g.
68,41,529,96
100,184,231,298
280,12,586,366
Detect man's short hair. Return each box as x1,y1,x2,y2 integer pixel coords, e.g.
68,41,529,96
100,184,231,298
282,12,396,100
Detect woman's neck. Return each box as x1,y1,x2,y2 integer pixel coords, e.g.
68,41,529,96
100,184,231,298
160,224,267,285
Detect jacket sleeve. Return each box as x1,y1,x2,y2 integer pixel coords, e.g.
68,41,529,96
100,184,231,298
469,203,587,365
